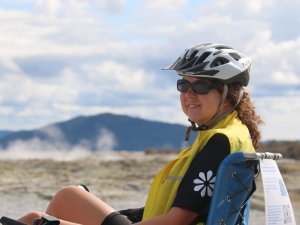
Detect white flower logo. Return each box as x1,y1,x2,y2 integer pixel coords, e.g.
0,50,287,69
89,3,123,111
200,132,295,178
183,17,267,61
193,170,216,197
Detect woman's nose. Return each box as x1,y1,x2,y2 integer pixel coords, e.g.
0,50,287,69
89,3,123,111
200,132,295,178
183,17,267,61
185,86,197,96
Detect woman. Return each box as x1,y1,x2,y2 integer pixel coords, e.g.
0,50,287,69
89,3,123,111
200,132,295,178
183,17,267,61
18,43,263,225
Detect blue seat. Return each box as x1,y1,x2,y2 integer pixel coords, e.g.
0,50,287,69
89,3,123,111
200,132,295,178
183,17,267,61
206,152,282,225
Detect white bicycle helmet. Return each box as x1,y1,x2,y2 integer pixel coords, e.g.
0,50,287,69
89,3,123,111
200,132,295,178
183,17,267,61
163,43,251,86
164,43,252,140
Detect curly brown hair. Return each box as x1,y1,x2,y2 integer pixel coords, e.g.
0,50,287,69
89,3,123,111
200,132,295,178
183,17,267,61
226,83,264,149
212,80,263,149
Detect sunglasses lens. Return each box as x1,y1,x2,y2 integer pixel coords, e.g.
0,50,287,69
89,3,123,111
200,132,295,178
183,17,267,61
192,82,211,94
177,79,214,94
177,80,190,93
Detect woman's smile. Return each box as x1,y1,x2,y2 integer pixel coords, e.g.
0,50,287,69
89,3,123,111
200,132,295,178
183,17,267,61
187,104,201,109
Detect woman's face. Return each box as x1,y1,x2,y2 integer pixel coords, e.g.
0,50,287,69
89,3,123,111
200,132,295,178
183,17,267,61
180,76,223,125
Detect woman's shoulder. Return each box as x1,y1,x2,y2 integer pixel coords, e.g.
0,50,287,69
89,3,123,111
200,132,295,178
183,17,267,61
214,117,250,141
208,132,229,143
212,124,254,153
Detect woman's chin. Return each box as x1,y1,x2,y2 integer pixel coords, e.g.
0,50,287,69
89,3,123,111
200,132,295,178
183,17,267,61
188,116,209,125
189,118,204,125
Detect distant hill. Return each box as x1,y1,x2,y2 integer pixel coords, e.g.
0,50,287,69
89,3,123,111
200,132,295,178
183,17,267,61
0,113,194,151
0,130,13,139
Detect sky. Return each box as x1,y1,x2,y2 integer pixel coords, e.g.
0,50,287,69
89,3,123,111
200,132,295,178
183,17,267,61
0,0,299,141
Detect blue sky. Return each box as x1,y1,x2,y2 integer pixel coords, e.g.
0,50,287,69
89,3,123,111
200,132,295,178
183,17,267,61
0,0,299,141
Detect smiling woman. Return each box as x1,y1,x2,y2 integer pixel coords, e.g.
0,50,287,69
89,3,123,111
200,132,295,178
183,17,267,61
11,42,264,225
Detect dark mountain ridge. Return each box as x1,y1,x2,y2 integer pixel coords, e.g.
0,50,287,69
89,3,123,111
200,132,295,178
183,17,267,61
0,113,193,151
0,130,13,139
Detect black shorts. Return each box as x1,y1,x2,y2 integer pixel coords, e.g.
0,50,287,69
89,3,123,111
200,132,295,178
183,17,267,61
101,212,132,225
101,207,144,225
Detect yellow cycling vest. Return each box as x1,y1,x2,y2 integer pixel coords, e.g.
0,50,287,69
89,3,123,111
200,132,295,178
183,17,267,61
142,111,255,224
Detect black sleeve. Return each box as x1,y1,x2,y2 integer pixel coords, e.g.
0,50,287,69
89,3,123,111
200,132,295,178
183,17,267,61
172,133,230,221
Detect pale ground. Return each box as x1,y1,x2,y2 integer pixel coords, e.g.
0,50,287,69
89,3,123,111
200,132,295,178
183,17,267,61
0,152,299,224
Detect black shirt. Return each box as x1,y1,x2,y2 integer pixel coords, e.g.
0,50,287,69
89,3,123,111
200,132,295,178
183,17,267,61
172,133,230,222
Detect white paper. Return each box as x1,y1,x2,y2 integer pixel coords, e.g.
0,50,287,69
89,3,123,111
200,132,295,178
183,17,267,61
260,159,296,225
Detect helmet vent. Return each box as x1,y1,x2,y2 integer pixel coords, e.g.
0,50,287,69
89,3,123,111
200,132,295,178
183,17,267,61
213,50,222,56
194,51,211,65
187,50,199,59
229,53,241,61
210,57,229,68
215,46,232,50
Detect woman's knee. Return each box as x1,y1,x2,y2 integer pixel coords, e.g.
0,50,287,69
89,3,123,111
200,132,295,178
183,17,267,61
53,185,85,200
32,211,45,218
47,185,88,214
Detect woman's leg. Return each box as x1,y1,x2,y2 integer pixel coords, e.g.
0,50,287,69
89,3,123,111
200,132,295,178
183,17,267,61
19,185,116,225
18,212,81,225
18,211,45,225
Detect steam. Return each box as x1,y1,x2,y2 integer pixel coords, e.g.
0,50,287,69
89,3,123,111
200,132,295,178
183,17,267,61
95,128,117,151
0,127,117,161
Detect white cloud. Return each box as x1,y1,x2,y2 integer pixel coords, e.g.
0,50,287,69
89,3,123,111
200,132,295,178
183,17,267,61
35,0,90,19
0,57,21,72
82,60,155,93
0,71,78,105
247,36,300,88
143,0,186,11
256,96,300,140
273,71,299,85
93,0,127,14
212,0,275,15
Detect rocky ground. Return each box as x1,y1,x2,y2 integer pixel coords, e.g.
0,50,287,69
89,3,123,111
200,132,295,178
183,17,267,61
0,152,299,224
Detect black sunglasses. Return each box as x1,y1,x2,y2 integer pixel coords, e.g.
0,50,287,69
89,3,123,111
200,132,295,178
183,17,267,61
177,79,216,95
